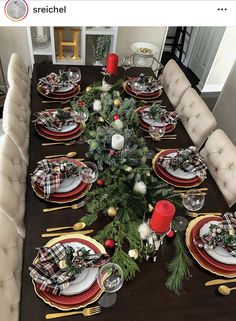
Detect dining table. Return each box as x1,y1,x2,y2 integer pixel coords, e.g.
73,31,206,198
20,63,235,321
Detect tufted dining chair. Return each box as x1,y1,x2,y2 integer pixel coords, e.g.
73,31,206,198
160,59,191,108
0,212,23,321
0,135,27,237
8,52,28,74
200,129,236,207
176,88,217,149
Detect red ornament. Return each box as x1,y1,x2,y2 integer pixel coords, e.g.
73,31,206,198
78,101,84,107
104,239,116,249
113,114,120,121
96,178,104,186
109,149,116,157
166,229,175,238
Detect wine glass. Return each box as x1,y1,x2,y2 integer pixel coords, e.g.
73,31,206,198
120,55,133,79
148,123,166,141
182,189,205,212
76,107,89,123
97,263,124,308
79,161,98,184
68,67,81,84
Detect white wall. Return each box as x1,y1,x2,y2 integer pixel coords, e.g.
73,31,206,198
116,27,167,61
213,60,236,145
0,27,31,83
202,27,236,92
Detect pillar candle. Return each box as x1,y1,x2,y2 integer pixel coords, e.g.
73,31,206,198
111,134,124,150
150,200,175,234
106,53,118,75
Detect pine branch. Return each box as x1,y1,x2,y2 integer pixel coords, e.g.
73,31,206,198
112,247,140,280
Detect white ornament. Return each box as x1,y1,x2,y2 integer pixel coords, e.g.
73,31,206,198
128,249,139,260
111,134,124,150
148,204,154,212
138,222,151,240
100,79,112,92
93,100,102,112
124,165,132,172
133,181,147,195
112,119,123,130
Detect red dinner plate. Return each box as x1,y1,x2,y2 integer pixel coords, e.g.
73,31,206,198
35,123,85,141
124,81,162,100
191,216,236,272
139,118,175,133
38,123,81,137
37,84,80,100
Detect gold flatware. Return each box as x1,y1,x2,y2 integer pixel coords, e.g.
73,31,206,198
176,188,208,193
42,99,70,104
46,222,86,232
45,151,77,159
45,306,101,319
44,107,71,112
205,278,236,287
43,200,88,213
141,99,163,104
218,285,236,296
145,135,177,138
42,140,76,146
186,211,222,218
181,192,207,197
41,229,94,238
144,136,177,140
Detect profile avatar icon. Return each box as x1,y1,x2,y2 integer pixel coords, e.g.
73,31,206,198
4,0,28,21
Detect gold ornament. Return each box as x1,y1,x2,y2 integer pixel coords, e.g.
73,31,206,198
58,260,67,270
86,86,92,92
128,249,139,259
107,207,117,217
124,165,132,172
114,98,121,107
97,116,105,123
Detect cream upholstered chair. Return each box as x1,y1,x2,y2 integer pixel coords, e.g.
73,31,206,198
8,52,28,74
0,135,27,237
200,129,236,207
160,59,191,108
176,88,217,149
0,212,23,321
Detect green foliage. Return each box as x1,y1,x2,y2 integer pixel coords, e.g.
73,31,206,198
88,35,111,61
165,229,192,295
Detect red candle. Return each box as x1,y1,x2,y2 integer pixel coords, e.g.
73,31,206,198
150,200,176,234
106,53,118,75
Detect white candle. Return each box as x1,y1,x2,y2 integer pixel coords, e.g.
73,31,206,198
93,100,102,112
111,134,124,150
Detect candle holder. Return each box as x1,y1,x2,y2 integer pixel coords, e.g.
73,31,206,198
33,27,48,49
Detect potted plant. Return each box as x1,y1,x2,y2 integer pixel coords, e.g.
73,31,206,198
89,35,111,65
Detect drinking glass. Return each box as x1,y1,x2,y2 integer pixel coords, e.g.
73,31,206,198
148,124,166,141
97,263,124,308
120,55,133,79
76,107,89,122
182,189,205,211
79,162,98,184
68,67,81,84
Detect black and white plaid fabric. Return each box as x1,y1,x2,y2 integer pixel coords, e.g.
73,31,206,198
157,146,207,178
142,109,180,125
38,71,74,95
33,111,80,131
194,212,236,257
31,159,80,199
29,243,109,295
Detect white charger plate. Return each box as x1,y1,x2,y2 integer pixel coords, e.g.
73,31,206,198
164,152,197,179
46,124,78,133
199,221,236,265
55,85,74,93
56,176,81,193
61,241,98,296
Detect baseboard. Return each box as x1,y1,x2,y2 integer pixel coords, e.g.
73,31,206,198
200,83,223,93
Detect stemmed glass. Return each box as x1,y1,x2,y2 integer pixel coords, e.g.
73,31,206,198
68,67,81,84
76,107,89,123
79,161,98,184
97,263,124,308
120,55,133,79
146,122,166,159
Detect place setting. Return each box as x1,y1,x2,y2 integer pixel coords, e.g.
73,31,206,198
31,158,98,204
37,68,81,101
152,145,207,188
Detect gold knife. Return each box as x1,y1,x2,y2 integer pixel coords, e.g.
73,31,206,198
205,278,236,286
41,230,94,238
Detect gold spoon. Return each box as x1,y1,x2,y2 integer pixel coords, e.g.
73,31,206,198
218,285,236,295
45,151,77,159
42,140,76,146
46,222,86,232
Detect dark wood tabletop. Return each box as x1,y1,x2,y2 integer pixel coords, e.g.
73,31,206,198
20,64,232,321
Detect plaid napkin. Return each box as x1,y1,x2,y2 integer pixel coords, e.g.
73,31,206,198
29,243,109,295
194,212,236,256
142,107,180,125
31,159,80,199
157,146,207,178
38,71,74,95
33,110,81,131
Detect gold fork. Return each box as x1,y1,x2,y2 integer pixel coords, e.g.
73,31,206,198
186,211,222,218
42,140,77,146
42,99,70,104
45,306,101,319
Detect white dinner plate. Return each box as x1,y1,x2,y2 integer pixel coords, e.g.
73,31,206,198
61,241,98,296
56,176,81,193
55,85,74,93
46,123,78,133
141,107,165,127
131,42,159,57
164,152,197,179
199,221,236,265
